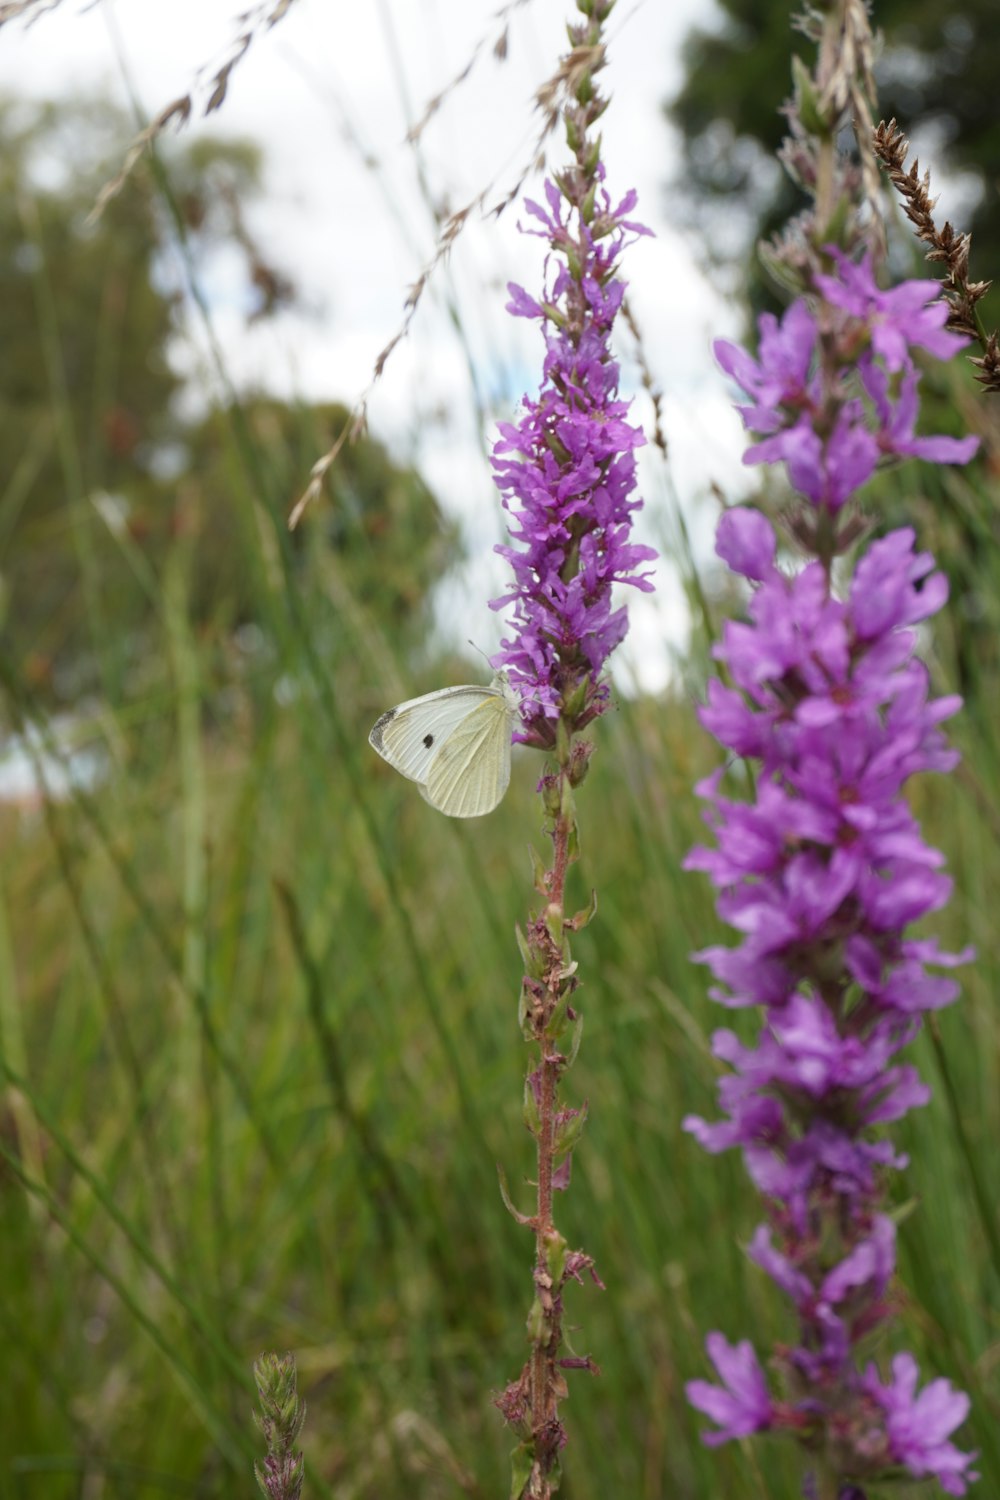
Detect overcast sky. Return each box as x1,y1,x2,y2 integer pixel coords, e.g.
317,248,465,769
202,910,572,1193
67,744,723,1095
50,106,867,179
0,0,758,687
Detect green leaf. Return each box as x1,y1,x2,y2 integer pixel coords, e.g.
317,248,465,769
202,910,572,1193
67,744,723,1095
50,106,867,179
566,1012,584,1069
518,979,533,1039
509,1442,535,1500
567,888,597,931
497,1163,533,1226
554,1101,589,1161
528,843,549,895
544,1228,568,1283
526,1295,548,1343
515,921,545,979
562,675,589,720
545,975,578,1040
523,1078,541,1137
791,54,830,137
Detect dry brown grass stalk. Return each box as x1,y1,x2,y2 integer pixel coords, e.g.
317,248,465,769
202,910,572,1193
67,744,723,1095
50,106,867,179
89,0,300,225
873,117,999,393
0,0,67,26
406,0,532,146
292,9,622,527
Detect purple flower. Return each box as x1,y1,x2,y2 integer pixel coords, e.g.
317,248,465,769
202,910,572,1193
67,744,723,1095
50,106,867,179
490,172,656,731
715,252,978,522
819,1213,896,1307
849,527,949,638
693,27,980,1495
715,505,778,581
747,401,880,512
687,1333,773,1445
860,360,981,466
814,250,970,371
747,1224,813,1305
715,300,882,513
863,1354,978,1495
685,510,976,1483
714,299,818,433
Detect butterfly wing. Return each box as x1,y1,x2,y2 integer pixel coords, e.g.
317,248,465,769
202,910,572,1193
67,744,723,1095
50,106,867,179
369,685,498,788
422,693,513,817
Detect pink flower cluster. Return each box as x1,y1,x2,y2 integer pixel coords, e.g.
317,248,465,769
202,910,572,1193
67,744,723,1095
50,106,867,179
490,174,656,733
714,252,978,516
686,253,980,1497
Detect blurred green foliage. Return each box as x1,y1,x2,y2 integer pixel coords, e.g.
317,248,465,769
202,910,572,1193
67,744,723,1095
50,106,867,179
0,96,455,709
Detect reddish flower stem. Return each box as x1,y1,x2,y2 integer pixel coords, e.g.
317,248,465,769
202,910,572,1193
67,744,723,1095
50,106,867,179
530,788,572,1458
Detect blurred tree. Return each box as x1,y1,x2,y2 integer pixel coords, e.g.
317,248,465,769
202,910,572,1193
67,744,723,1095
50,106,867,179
668,0,1000,322
667,2,1000,704
0,95,182,699
177,399,456,637
0,96,456,709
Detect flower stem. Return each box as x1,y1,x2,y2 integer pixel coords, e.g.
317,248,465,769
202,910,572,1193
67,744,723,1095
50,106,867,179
492,6,648,1488
529,783,573,1493
531,1048,558,1429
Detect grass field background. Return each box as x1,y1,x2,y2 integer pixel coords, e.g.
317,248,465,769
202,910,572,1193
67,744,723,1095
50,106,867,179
3,373,999,1500
2,52,1000,1500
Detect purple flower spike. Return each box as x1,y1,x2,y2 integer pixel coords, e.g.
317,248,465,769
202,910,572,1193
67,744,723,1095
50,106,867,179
490,169,656,733
691,13,981,1497
688,402,977,1490
864,1354,979,1495
687,1333,773,1446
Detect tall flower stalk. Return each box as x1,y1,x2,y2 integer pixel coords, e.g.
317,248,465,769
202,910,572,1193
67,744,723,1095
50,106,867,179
684,3,980,1496
489,3,654,1495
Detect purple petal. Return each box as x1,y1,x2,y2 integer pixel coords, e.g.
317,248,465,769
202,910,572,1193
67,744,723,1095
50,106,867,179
687,1333,773,1445
716,507,777,581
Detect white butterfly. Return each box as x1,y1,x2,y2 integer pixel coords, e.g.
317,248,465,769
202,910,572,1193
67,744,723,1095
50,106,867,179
369,672,521,818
